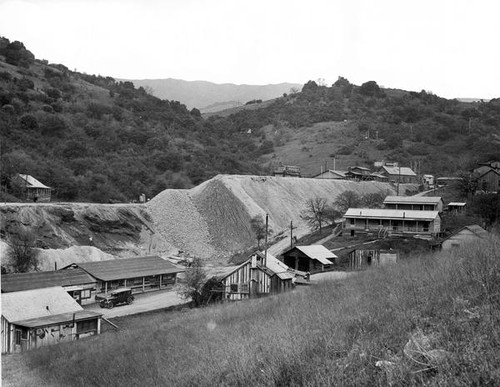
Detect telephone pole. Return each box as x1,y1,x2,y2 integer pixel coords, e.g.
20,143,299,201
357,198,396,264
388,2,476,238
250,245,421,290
290,220,297,249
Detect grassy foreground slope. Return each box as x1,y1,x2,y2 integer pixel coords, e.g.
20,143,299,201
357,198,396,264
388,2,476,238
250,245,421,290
4,236,500,386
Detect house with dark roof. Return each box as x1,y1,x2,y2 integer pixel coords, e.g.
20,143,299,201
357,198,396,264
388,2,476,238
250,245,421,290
63,256,184,295
1,287,102,353
343,208,441,236
1,268,97,305
12,174,52,202
383,196,444,212
219,251,296,301
440,225,489,250
281,245,337,273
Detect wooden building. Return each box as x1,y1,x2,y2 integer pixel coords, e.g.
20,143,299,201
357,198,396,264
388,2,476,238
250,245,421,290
1,268,97,305
343,208,441,236
447,202,466,214
313,170,347,180
348,249,398,270
1,287,102,353
377,166,417,184
383,196,444,212
282,245,337,273
440,225,488,250
477,168,500,192
12,174,52,202
219,251,295,301
63,256,184,296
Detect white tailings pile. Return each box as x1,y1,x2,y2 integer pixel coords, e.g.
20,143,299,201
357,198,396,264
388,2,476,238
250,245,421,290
148,174,396,259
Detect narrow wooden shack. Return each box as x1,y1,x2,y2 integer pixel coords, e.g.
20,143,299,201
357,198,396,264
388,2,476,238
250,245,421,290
63,255,184,296
1,268,97,305
1,287,102,353
282,245,337,273
220,251,295,301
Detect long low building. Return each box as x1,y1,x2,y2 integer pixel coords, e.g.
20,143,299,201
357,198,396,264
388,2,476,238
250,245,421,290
63,255,184,295
1,268,97,305
383,196,444,212
282,245,337,273
343,208,441,236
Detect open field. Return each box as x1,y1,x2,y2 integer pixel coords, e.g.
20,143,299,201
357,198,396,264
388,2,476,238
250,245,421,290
3,236,500,386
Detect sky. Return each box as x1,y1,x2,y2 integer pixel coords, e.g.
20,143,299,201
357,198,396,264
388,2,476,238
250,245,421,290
0,0,499,99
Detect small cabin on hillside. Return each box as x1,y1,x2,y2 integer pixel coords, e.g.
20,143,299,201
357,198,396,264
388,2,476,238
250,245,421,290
476,168,500,192
12,174,52,202
383,196,444,212
1,287,102,353
343,208,441,236
377,166,417,184
62,256,184,296
219,251,295,301
440,225,488,250
282,245,337,273
1,268,97,305
447,202,466,214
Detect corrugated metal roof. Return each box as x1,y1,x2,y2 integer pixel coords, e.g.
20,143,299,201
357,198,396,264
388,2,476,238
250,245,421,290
14,310,102,328
1,268,95,293
384,196,442,205
17,174,51,189
75,256,184,281
380,166,416,176
293,246,337,265
2,287,83,323
344,208,439,220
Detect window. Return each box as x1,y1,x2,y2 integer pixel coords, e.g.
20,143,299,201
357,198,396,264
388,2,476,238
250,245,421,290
81,289,91,299
239,283,249,293
230,283,238,293
77,319,97,334
15,328,28,345
350,218,355,225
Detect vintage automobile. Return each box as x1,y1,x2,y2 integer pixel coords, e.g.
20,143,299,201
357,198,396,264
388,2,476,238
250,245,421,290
96,288,134,309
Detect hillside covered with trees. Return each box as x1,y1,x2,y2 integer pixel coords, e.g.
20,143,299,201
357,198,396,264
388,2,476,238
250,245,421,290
1,37,499,203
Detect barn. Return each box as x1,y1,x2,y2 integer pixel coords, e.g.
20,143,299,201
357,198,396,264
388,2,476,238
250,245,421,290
282,245,337,273
1,287,102,353
220,251,295,301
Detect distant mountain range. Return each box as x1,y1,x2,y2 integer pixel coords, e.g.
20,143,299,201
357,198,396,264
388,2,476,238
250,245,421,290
125,78,302,112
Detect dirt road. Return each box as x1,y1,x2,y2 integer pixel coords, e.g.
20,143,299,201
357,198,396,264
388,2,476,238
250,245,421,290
84,289,188,318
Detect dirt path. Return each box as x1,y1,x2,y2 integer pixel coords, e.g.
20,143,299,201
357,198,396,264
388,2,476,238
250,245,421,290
83,289,188,318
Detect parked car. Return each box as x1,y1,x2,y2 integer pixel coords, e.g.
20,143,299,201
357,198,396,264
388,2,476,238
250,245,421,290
96,288,134,309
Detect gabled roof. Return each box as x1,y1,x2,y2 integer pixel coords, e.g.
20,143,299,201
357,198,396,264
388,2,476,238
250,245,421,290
2,287,82,323
456,225,489,238
313,170,347,178
220,252,295,281
384,196,443,205
478,168,500,179
68,256,184,281
285,245,337,265
16,174,51,189
344,208,439,221
379,166,416,176
1,268,95,293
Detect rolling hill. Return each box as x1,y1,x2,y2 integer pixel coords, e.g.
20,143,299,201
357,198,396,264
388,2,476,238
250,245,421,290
125,78,302,112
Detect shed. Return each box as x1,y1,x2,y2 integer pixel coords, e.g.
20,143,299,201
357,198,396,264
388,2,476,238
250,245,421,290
219,251,295,301
1,287,102,353
343,208,441,236
441,225,489,250
477,168,500,192
383,196,444,212
12,174,52,202
64,255,184,295
447,202,466,214
282,245,337,273
1,268,97,305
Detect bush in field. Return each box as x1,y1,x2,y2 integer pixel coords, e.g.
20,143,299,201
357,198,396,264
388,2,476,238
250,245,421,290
6,228,39,273
176,257,208,306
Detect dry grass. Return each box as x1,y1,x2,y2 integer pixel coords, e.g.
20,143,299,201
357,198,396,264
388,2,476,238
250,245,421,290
4,235,500,386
